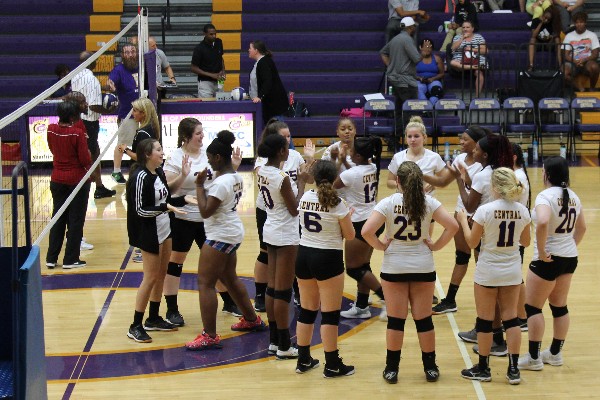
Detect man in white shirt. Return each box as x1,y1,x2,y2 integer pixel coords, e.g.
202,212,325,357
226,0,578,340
563,11,599,91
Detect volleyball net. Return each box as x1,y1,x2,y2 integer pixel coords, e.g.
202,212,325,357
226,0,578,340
0,10,154,248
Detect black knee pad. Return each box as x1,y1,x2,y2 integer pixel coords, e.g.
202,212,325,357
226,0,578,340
502,317,521,331
265,286,275,298
525,303,542,318
414,316,434,333
387,316,406,331
298,307,318,324
475,317,493,333
256,251,268,264
549,303,568,318
167,262,183,277
455,250,471,265
320,310,340,326
346,263,371,283
273,288,293,303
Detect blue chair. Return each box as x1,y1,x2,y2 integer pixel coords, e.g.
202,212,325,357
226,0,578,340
571,97,600,160
468,98,502,134
363,99,396,151
538,97,571,159
434,98,467,152
502,97,537,141
401,99,434,150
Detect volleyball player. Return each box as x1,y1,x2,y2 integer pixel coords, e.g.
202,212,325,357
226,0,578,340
257,134,308,359
186,131,266,351
295,160,356,378
162,118,242,326
253,119,314,312
321,117,357,173
518,157,586,371
334,136,386,320
430,126,486,314
458,167,531,384
362,161,458,384
125,138,191,343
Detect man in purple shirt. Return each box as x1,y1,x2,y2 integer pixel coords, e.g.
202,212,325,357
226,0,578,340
107,43,139,184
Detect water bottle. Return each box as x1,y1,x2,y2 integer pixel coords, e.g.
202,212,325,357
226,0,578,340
444,142,451,162
523,146,528,167
388,85,393,95
559,135,567,159
532,138,538,163
217,78,225,91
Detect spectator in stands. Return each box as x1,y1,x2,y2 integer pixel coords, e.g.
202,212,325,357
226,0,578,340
486,0,506,11
71,51,118,199
49,64,71,99
45,101,92,270
386,0,430,43
107,42,139,185
527,7,563,71
553,0,585,33
248,40,289,124
416,38,444,105
563,11,599,91
380,17,422,133
527,0,552,21
191,24,225,98
450,20,487,97
440,0,479,53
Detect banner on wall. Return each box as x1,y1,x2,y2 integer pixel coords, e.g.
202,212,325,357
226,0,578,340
28,112,255,162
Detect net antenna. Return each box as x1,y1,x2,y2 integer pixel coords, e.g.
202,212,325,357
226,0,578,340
138,5,149,99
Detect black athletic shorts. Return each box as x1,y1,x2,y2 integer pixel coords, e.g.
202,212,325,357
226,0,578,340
352,219,385,244
380,271,437,283
529,255,578,281
82,120,100,157
171,218,206,253
295,246,344,281
256,207,267,252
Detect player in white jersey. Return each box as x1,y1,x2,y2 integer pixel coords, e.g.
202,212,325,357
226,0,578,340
430,126,485,315
163,118,244,326
186,131,266,351
295,160,356,378
253,119,314,312
362,161,458,384
519,157,586,372
386,116,450,193
257,133,308,359
458,168,531,385
334,137,387,320
321,117,357,174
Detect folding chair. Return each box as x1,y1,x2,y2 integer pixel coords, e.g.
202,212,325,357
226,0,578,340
401,99,434,150
538,97,571,159
363,99,396,151
468,98,502,134
434,98,467,152
502,97,537,142
571,97,600,160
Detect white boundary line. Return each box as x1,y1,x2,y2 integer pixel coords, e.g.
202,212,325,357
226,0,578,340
435,278,487,400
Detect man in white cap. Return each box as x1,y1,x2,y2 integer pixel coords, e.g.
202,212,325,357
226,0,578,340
385,0,430,43
380,16,422,136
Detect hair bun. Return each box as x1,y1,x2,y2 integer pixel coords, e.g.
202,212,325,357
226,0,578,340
216,130,235,146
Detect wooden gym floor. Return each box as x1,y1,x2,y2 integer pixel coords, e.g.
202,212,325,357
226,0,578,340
32,161,600,399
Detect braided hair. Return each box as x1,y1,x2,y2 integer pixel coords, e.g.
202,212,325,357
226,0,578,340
313,160,341,208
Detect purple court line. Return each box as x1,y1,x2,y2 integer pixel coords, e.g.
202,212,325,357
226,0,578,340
61,247,134,400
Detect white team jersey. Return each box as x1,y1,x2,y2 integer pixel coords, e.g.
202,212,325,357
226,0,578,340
163,147,216,222
452,152,483,214
298,190,350,250
254,149,305,211
470,165,493,207
374,193,441,274
532,187,581,259
514,168,530,208
388,149,446,196
322,141,356,173
258,165,300,246
204,173,244,244
339,163,378,222
472,199,531,286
